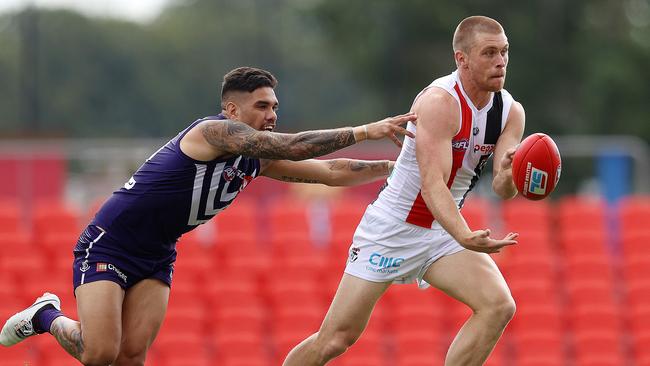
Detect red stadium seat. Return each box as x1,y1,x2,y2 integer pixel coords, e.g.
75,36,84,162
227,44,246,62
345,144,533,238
212,197,258,234
621,254,650,285
268,197,310,234
501,198,552,233
219,240,272,277
330,197,367,228
0,342,39,366
509,303,563,335
572,329,625,366
565,280,618,310
212,331,267,357
460,196,489,230
0,237,46,276
569,304,623,333
394,329,443,363
512,330,566,365
509,279,562,309
161,299,206,335
39,231,79,257
395,354,444,366
212,305,267,337
620,229,650,258
557,196,607,230
618,196,650,232
503,248,556,282
269,230,315,253
338,331,385,366
33,200,82,236
0,199,27,235
202,272,260,307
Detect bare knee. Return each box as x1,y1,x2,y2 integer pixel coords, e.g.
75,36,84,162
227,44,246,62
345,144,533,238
318,330,361,360
480,294,516,325
80,347,119,366
113,353,145,366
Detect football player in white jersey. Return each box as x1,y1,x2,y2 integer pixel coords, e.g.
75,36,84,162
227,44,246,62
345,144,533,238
284,16,524,366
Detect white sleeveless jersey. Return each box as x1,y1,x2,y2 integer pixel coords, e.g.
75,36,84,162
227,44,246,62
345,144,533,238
372,70,514,229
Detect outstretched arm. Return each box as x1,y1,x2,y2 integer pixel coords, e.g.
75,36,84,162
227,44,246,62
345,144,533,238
191,112,415,161
260,158,393,186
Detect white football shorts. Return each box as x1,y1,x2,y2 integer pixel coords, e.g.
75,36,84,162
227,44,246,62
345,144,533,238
344,204,465,288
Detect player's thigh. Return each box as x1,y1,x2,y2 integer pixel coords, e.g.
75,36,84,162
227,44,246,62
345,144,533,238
423,249,512,311
318,274,391,342
116,279,170,364
75,280,125,356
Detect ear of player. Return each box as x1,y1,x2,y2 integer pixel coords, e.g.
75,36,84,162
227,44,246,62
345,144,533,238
512,133,562,200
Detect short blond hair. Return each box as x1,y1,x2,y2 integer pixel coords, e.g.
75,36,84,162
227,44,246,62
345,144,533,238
452,16,504,53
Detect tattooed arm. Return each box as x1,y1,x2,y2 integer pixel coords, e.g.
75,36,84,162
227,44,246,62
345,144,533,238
260,158,394,186
179,112,416,162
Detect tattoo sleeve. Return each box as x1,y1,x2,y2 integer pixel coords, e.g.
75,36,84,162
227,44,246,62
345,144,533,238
201,120,356,160
50,319,85,360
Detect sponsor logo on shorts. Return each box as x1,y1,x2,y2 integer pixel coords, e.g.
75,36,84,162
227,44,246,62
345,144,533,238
79,260,90,272
365,252,404,274
96,262,128,283
349,247,360,263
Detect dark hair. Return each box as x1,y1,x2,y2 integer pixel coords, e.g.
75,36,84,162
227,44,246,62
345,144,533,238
221,67,278,100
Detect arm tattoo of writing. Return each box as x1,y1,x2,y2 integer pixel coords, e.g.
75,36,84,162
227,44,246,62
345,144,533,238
277,159,388,184
50,320,85,360
278,176,322,183
202,120,356,160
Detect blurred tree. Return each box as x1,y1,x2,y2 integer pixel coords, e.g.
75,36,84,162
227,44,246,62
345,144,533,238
0,0,647,142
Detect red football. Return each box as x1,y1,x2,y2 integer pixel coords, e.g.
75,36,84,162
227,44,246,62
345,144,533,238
512,133,562,200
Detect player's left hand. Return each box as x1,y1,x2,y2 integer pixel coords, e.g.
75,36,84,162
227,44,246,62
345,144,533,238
459,230,519,254
498,147,516,172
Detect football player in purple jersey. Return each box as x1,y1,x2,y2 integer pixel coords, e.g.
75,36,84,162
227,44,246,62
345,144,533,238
0,67,416,366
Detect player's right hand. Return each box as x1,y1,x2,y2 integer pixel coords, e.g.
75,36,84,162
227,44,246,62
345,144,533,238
459,229,518,254
363,112,417,147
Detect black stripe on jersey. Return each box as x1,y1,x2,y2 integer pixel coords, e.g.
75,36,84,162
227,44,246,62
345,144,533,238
484,92,503,144
458,155,490,209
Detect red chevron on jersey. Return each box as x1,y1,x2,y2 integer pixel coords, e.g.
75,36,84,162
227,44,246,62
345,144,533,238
405,83,472,227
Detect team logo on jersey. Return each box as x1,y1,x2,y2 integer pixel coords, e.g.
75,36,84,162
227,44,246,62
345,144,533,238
473,127,480,136
452,138,469,151
79,260,90,272
223,166,250,183
526,164,548,195
349,247,360,263
223,167,238,182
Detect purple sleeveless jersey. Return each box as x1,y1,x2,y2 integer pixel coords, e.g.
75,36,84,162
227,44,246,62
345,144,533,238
91,114,260,257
